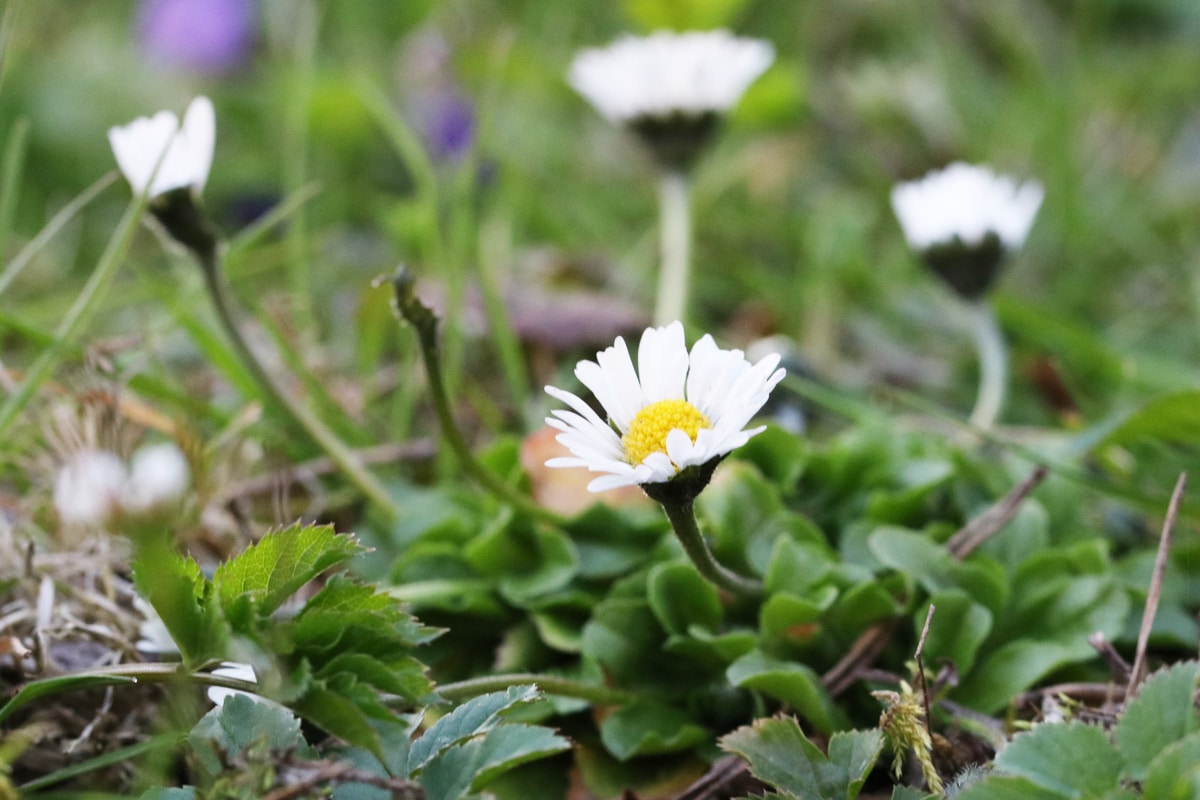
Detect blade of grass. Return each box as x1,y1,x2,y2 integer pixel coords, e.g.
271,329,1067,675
17,734,184,792
224,180,322,262
0,171,118,296
255,301,372,446
0,186,146,438
279,0,319,337
0,115,29,255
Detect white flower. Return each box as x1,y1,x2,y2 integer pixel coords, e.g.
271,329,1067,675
122,442,190,512
108,96,215,198
568,30,774,124
53,449,127,526
545,321,785,492
890,162,1044,251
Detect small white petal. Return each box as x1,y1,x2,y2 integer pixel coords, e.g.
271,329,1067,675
568,30,774,124
891,162,1043,251
108,96,216,198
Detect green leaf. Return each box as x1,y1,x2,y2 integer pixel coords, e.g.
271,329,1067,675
408,685,540,774
1096,390,1200,449
216,523,361,622
139,789,197,800
1141,731,1200,800
720,716,882,800
132,544,225,666
1115,661,1200,779
917,590,993,674
954,775,1073,800
419,723,570,800
726,650,841,733
647,562,722,635
993,721,1122,797
868,526,1008,615
759,589,836,649
735,423,808,487
189,693,307,777
598,701,709,760
293,684,385,760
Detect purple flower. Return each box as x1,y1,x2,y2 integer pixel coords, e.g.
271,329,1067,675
136,0,256,75
418,90,475,163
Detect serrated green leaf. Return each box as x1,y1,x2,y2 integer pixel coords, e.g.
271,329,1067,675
293,685,385,761
215,523,361,620
419,723,570,800
407,685,541,774
720,716,882,800
1141,731,1200,799
993,721,1121,797
188,694,307,778
1115,661,1200,779
954,775,1070,800
598,701,709,760
647,562,722,635
133,545,225,666
314,652,431,703
726,651,841,733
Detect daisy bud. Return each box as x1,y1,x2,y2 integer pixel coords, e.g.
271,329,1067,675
891,162,1043,300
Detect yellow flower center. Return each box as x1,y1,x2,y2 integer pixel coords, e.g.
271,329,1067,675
622,399,712,466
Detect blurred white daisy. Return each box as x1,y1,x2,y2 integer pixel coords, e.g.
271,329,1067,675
122,442,191,513
890,162,1043,252
544,321,785,493
891,162,1043,299
569,30,774,123
53,448,127,526
53,441,190,527
108,95,215,198
569,30,773,172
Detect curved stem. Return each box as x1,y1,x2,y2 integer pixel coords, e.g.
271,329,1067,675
966,300,1007,431
198,250,399,520
435,673,632,706
395,270,567,526
660,498,764,599
654,170,692,327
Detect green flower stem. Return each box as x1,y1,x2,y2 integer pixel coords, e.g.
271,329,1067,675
393,270,567,527
660,498,764,599
435,673,632,706
197,248,399,520
654,169,692,327
966,300,1007,431
0,662,259,726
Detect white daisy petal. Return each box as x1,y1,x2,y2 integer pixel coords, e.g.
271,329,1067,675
544,323,785,493
891,162,1043,251
569,30,774,123
109,96,216,198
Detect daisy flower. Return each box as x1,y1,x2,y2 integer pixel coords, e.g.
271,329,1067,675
890,162,1043,299
544,321,785,495
568,30,774,171
108,95,215,199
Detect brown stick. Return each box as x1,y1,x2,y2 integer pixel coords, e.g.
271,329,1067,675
1127,472,1187,697
948,465,1049,559
914,604,936,741
822,621,894,697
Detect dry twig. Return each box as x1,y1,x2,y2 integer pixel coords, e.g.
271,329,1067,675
947,465,1048,559
1126,472,1187,697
